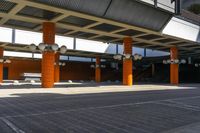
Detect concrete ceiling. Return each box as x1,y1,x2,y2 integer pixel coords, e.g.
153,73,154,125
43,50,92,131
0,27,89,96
0,0,199,56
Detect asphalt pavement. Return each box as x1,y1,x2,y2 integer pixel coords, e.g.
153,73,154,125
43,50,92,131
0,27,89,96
0,84,200,133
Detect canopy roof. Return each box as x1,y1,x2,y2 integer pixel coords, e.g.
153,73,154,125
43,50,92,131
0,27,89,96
0,0,200,57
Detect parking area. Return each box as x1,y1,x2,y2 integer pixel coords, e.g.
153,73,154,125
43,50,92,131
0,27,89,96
0,84,200,133
0,0,199,132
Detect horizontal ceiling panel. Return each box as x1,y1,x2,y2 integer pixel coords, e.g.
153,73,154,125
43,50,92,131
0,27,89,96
105,0,172,31
30,0,172,31
0,0,16,13
18,6,61,20
29,0,111,17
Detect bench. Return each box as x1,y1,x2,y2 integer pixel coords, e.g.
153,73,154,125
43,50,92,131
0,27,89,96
21,73,41,81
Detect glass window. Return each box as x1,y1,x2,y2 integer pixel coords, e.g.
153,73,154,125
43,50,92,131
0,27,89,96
133,47,144,56
55,35,74,49
4,51,33,58
33,53,42,59
157,0,175,13
146,49,169,57
105,43,117,54
15,30,42,45
60,55,69,60
118,45,124,54
69,56,92,62
0,27,12,43
76,38,109,53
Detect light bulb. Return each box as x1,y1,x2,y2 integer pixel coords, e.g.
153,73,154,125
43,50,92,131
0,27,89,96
60,45,67,54
51,44,59,51
38,43,46,51
29,43,37,51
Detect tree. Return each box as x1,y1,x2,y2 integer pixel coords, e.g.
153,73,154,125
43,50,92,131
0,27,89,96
188,4,200,15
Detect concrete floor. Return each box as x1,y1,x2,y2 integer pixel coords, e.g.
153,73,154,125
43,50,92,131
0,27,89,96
1,83,200,133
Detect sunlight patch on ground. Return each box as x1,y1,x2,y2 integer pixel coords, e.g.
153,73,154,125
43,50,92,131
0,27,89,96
0,83,199,98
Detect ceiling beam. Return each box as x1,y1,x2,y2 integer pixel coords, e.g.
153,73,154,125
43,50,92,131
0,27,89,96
9,0,161,35
0,2,26,25
133,33,149,38
110,28,127,34
83,22,102,29
0,0,198,54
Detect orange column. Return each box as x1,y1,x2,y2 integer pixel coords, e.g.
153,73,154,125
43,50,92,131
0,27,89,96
0,48,3,83
123,37,133,86
170,47,179,85
95,57,101,83
54,53,60,82
42,22,55,88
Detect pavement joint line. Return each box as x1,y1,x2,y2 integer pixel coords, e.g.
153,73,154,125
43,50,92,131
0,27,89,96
82,109,150,133
164,95,200,101
160,121,200,133
154,101,200,111
70,112,131,133
165,100,200,110
1,118,25,133
33,91,200,100
81,111,148,133
1,95,200,119
54,93,125,99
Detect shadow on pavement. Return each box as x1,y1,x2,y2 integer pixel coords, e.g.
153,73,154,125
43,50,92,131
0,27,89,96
1,88,200,132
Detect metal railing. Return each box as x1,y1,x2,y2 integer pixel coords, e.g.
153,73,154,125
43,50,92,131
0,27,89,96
138,0,181,14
